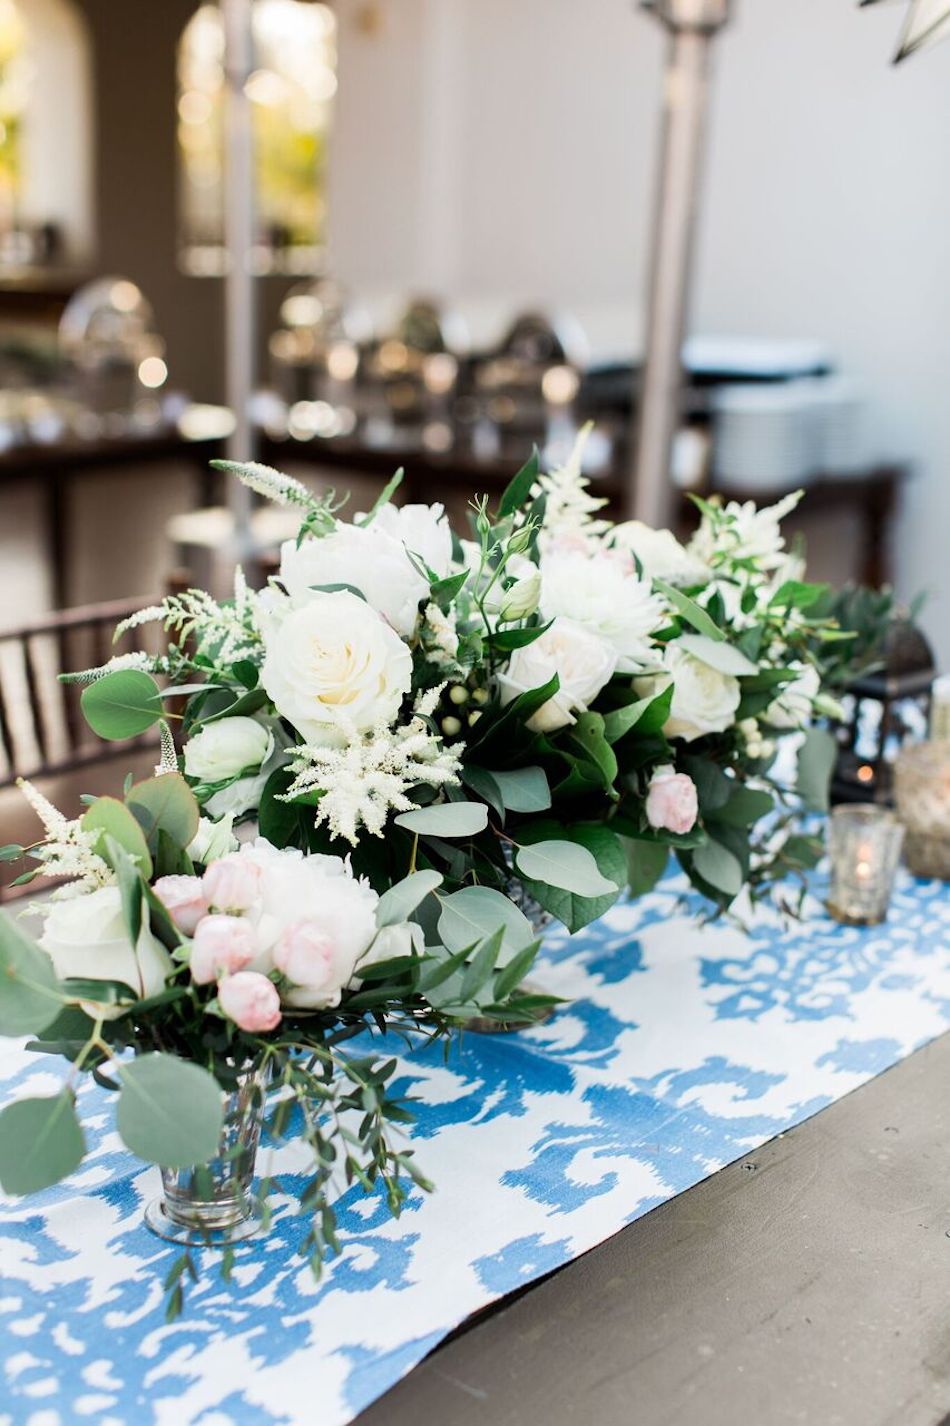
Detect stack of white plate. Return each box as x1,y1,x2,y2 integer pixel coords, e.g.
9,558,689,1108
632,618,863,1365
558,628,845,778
711,377,867,492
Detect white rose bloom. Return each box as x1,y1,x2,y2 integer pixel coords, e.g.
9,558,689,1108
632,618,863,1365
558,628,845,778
40,886,172,1018
636,643,741,742
610,521,710,586
233,839,380,1008
764,661,820,729
496,617,617,733
371,502,453,579
184,716,273,784
540,551,666,673
279,522,428,637
260,590,412,746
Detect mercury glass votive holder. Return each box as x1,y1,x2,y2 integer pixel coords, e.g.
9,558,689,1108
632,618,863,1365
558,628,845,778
827,804,904,926
894,740,950,880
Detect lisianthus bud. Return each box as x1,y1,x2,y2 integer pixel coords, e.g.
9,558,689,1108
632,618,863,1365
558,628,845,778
218,971,281,1033
202,853,262,912
498,570,542,621
191,914,258,984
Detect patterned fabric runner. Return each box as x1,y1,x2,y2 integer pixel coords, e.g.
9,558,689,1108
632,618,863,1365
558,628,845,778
3,868,950,1426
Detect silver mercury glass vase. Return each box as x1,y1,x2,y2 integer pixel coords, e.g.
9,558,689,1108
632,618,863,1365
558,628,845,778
144,1063,270,1246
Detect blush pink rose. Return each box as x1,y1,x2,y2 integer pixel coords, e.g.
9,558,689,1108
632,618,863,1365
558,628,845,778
202,853,262,913
272,920,336,992
645,764,699,835
218,971,282,1033
152,875,208,936
190,914,258,985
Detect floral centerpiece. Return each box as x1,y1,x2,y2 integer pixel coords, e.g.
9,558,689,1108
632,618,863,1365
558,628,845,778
0,428,847,1311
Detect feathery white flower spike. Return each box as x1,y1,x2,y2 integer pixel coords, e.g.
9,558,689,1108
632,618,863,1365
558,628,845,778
536,422,611,542
60,650,167,685
16,778,69,836
154,720,178,777
212,459,318,509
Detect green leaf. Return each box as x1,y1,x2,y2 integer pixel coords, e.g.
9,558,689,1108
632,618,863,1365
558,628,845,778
519,824,626,931
357,467,404,525
117,1054,224,1168
0,843,23,862
692,839,744,898
796,726,838,813
106,835,144,947
710,786,775,828
459,925,505,1001
487,621,552,653
0,1092,86,1194
126,774,200,855
81,797,153,879
231,659,259,690
566,712,618,792
81,670,163,740
197,688,269,726
515,840,618,898
429,568,469,607
602,693,663,745
460,765,505,821
395,802,489,837
376,871,443,927
769,580,830,611
497,448,540,519
492,940,542,1001
487,766,552,813
258,766,306,848
681,756,733,813
677,634,757,677
466,674,560,751
654,580,725,641
0,910,63,1036
437,887,535,966
309,582,369,601
626,839,670,897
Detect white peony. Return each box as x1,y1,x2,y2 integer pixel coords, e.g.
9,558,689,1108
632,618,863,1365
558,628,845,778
636,643,741,742
184,716,273,785
371,502,453,579
260,590,412,746
231,839,380,1008
496,617,617,733
279,521,428,638
40,886,172,1018
764,661,820,729
610,521,710,586
540,550,666,673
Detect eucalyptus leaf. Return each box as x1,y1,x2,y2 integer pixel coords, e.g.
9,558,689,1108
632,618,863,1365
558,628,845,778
519,824,626,932
488,766,552,813
654,580,725,641
126,774,200,855
80,670,163,740
515,840,617,898
796,726,838,813
692,839,744,898
395,802,489,838
81,797,153,879
376,871,443,927
437,887,535,967
0,1092,86,1195
0,910,63,1037
626,839,670,898
117,1054,224,1168
677,634,758,677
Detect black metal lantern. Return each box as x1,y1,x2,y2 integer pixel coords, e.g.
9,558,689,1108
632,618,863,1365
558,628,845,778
831,618,936,805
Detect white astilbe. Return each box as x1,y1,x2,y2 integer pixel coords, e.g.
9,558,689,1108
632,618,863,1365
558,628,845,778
421,602,461,666
226,460,319,510
17,779,114,893
114,567,261,665
282,693,463,845
154,720,178,776
60,650,172,685
535,422,611,544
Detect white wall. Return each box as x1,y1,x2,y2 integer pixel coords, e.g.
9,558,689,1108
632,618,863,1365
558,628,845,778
327,0,950,664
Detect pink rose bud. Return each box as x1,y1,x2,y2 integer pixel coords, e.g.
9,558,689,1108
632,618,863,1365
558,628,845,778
190,914,258,985
273,920,336,992
645,764,699,836
152,875,208,936
218,971,282,1033
202,854,261,913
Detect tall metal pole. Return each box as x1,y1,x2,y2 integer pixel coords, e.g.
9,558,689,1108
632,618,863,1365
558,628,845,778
222,0,256,557
631,0,731,525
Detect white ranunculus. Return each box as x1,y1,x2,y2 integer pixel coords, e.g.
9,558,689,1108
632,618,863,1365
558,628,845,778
40,886,172,1018
764,661,820,729
188,813,239,864
636,643,741,742
279,522,429,638
260,589,412,746
233,839,380,1008
496,617,617,733
371,502,453,579
540,550,666,673
184,717,273,785
610,521,710,586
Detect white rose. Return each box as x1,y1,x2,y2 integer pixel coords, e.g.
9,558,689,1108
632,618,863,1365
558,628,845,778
371,502,453,579
279,522,428,637
496,617,617,733
540,550,666,673
39,886,172,1018
234,839,380,1007
610,521,710,586
765,661,820,729
184,716,273,784
636,643,741,742
260,590,412,746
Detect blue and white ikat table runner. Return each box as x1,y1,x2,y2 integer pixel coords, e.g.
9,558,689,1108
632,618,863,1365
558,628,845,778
2,867,950,1426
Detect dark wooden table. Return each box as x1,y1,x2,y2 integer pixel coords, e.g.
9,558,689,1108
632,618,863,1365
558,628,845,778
259,428,905,589
357,1030,950,1426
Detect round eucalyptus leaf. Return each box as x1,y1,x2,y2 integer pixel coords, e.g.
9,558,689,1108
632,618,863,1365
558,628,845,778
0,911,63,1037
117,1054,224,1168
81,670,163,741
0,1092,86,1195
515,840,617,898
